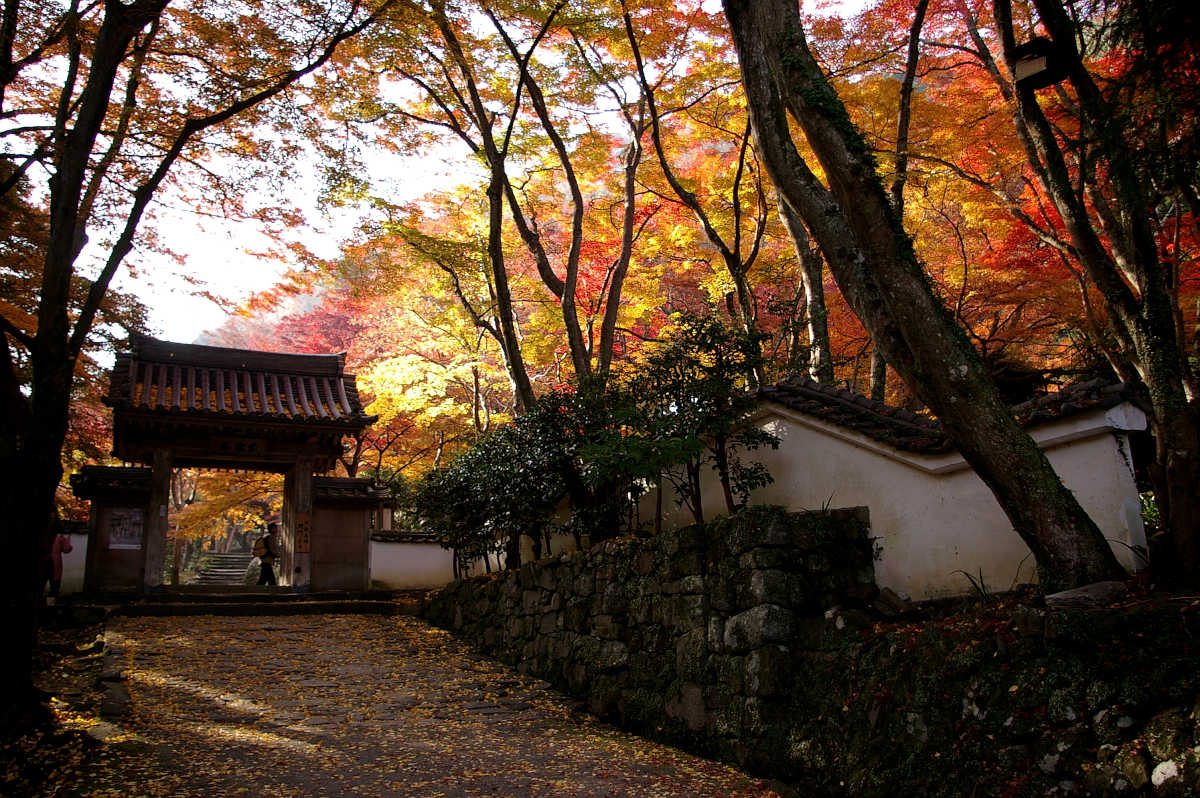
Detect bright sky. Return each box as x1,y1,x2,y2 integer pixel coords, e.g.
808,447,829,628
124,0,874,346
116,200,355,344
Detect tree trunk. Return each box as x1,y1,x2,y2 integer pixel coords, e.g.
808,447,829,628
1155,407,1200,584
990,0,1200,585
0,421,63,730
869,347,887,401
504,531,521,571
724,0,1126,591
777,196,834,383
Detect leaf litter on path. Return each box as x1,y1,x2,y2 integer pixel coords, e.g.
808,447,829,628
43,614,783,797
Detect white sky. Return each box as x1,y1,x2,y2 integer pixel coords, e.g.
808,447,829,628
124,0,876,345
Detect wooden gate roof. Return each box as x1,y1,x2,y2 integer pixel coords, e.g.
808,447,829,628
105,336,377,471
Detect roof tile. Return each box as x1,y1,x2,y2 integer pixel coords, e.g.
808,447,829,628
757,377,1138,454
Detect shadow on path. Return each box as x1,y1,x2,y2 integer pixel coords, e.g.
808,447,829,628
79,614,781,797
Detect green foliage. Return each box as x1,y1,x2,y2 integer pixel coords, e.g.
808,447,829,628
622,312,779,521
412,380,639,571
952,568,994,605
411,313,781,567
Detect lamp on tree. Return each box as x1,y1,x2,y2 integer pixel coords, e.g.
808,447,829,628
1011,36,1067,90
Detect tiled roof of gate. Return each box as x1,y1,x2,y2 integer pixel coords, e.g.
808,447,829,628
314,477,390,505
756,377,1139,455
107,336,374,426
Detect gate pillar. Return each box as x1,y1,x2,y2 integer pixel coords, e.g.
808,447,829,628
283,457,314,589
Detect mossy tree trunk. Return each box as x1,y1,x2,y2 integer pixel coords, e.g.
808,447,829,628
723,0,1126,591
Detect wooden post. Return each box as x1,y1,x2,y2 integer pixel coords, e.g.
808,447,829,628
144,449,172,590
282,471,294,588
171,521,182,586
283,458,314,590
83,500,100,593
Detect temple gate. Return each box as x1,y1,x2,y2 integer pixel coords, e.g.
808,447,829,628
74,335,379,591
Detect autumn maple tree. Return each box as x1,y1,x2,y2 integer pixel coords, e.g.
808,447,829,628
0,0,399,730
723,0,1128,590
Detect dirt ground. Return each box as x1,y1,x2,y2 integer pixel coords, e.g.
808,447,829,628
10,613,785,797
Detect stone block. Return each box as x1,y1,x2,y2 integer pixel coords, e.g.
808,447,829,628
667,551,703,579
537,565,558,591
714,654,745,694
596,640,629,671
759,517,794,547
743,697,764,735
745,645,790,697
707,617,726,653
738,548,795,571
666,683,708,732
522,589,541,615
872,587,913,617
628,594,655,625
600,583,628,614
539,612,560,634
551,634,572,659
709,580,736,614
518,562,538,589
748,569,802,607
1045,580,1128,611
635,550,656,575
1115,746,1150,790
568,662,589,692
574,572,596,597
588,682,621,718
592,614,620,640
1145,707,1190,761
724,604,796,652
675,628,709,682
655,595,699,632
564,597,591,633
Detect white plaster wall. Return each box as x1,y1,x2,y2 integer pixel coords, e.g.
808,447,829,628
369,541,456,589
650,405,1146,601
59,533,89,594
520,531,580,564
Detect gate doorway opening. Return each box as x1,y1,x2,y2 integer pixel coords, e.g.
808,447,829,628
71,336,385,594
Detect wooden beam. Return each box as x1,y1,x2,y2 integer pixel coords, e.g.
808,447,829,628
310,377,329,419
156,362,167,409
231,370,243,414
143,449,172,590
256,372,269,414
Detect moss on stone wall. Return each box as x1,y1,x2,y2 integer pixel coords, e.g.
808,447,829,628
423,507,1200,796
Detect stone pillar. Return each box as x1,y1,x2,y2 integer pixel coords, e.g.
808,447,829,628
283,457,314,590
144,449,173,590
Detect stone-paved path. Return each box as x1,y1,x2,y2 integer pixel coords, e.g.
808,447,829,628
83,614,782,797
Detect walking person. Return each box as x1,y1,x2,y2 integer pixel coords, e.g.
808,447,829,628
253,522,280,586
45,531,74,605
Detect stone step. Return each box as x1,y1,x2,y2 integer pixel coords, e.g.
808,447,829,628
109,599,424,617
194,553,257,586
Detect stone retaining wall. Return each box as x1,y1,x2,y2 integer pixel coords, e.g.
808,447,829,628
423,505,876,766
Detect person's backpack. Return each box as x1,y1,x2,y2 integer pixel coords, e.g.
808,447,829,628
252,536,267,558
